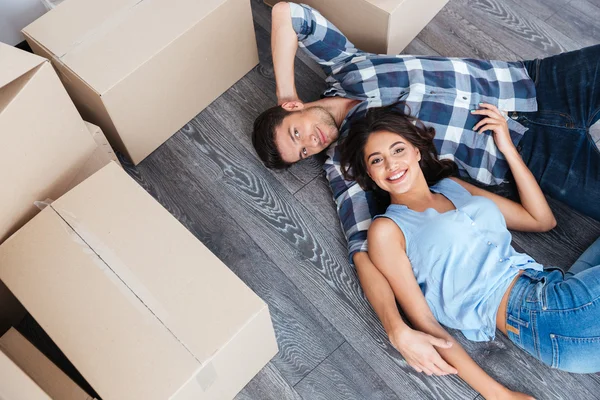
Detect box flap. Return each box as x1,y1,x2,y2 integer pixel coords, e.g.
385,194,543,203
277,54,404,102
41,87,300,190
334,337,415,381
0,328,93,400
365,0,407,13
51,162,267,364
23,0,231,94
0,349,51,400
0,42,46,90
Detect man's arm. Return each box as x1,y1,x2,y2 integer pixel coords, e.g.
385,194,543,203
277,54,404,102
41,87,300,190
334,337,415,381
353,252,457,376
271,2,299,104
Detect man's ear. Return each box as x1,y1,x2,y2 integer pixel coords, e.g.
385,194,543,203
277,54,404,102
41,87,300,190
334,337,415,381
281,101,305,112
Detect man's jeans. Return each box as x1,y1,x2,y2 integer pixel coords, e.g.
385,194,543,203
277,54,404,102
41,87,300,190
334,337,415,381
516,45,600,221
506,237,600,373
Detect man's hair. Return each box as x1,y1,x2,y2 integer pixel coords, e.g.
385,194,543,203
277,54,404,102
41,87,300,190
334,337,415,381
252,105,295,169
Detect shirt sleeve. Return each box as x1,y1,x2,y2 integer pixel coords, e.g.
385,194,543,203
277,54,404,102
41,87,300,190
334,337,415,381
288,3,361,75
324,143,377,264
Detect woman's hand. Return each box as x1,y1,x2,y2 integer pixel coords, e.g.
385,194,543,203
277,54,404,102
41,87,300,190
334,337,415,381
491,387,536,400
472,103,516,155
389,327,458,376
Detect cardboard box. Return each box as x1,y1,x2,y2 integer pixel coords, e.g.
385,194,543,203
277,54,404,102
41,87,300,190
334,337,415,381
0,282,25,336
264,0,448,55
23,0,259,165
66,121,122,190
0,346,50,400
0,328,94,400
0,42,98,244
0,163,278,400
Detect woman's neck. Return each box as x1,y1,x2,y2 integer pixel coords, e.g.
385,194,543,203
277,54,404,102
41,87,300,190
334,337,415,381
390,179,437,212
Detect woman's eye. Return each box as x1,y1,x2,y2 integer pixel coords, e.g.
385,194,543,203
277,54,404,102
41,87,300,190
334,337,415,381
371,158,382,165
393,147,404,154
294,129,299,138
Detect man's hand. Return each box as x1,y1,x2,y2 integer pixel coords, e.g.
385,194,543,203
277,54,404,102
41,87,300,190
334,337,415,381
390,327,458,376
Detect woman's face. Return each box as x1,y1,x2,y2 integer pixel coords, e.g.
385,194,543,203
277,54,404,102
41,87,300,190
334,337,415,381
364,130,421,195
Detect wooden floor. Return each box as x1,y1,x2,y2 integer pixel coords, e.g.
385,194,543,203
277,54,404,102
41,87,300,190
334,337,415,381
18,0,600,399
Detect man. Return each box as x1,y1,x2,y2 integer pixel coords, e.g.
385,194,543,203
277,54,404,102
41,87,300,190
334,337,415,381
252,2,600,376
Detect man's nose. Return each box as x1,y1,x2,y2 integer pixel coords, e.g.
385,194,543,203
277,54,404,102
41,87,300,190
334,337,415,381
305,133,319,148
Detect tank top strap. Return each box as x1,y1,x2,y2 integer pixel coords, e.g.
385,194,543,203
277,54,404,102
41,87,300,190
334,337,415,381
430,178,472,208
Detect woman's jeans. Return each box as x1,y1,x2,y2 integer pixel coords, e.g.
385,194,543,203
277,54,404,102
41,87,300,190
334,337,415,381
517,45,600,221
506,237,600,373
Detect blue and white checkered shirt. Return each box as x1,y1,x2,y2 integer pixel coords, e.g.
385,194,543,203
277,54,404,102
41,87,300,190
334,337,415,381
289,3,538,261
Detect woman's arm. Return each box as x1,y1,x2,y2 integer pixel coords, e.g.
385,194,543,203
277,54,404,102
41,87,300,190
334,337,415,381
459,103,556,232
353,252,457,376
368,218,532,400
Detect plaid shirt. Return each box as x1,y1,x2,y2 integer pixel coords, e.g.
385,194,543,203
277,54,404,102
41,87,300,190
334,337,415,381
289,3,538,261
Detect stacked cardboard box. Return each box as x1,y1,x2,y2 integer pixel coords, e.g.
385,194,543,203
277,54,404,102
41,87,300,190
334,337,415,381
23,0,259,164
264,0,448,55
0,328,94,400
2,1,277,397
0,163,278,399
0,42,119,334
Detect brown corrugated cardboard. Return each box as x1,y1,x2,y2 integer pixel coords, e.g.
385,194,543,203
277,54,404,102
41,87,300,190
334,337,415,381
0,42,97,244
0,348,51,400
264,0,448,55
65,121,122,191
0,162,278,400
0,328,93,400
23,0,259,165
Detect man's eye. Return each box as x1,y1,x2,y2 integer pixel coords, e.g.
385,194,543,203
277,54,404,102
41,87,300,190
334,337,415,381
294,129,300,138
302,148,307,156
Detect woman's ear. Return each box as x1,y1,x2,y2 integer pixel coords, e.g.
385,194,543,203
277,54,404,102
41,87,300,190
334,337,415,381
416,148,421,162
281,101,305,112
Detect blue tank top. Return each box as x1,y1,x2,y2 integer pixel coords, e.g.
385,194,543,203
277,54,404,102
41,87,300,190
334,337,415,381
374,178,543,341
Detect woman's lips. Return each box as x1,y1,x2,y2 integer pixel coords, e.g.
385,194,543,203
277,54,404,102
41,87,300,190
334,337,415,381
387,169,407,183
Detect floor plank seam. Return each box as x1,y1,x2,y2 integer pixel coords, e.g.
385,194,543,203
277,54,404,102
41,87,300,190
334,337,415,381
292,340,347,390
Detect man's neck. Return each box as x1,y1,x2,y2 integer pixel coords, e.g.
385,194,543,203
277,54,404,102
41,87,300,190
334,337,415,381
305,97,360,127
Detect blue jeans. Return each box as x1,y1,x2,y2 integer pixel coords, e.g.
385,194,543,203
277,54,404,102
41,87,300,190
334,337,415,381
516,45,600,221
506,237,600,373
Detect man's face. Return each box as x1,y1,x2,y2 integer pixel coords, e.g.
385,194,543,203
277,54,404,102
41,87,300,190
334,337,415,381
275,106,339,164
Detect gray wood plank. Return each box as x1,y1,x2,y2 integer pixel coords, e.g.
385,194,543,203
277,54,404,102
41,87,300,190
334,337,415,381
293,176,347,248
546,0,600,47
294,342,399,400
121,139,346,387
236,363,303,400
401,37,441,57
417,1,520,60
156,107,477,399
452,0,581,59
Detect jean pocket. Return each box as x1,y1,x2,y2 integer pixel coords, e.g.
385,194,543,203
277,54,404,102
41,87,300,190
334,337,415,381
523,110,577,129
550,334,600,373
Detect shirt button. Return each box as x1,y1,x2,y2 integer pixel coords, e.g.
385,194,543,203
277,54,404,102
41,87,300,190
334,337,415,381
543,306,548,310
487,241,492,245
499,258,503,262
471,222,476,226
550,333,555,338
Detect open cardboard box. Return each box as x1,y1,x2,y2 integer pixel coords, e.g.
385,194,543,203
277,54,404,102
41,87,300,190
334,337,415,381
23,0,259,164
0,162,278,399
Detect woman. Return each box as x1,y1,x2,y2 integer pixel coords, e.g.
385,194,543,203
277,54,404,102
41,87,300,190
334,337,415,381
339,103,600,399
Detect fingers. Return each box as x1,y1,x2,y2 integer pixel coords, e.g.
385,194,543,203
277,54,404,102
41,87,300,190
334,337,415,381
435,359,458,375
473,118,500,133
475,124,501,134
430,336,453,349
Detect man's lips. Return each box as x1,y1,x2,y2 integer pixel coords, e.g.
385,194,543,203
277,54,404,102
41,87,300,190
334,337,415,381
317,127,326,146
